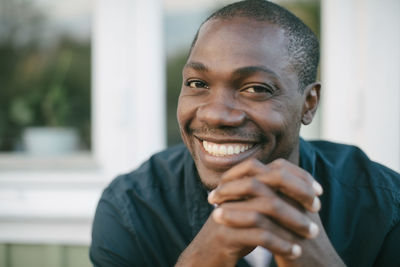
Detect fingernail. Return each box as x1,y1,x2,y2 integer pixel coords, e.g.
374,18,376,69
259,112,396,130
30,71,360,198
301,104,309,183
290,244,302,259
309,222,319,238
311,197,321,212
312,181,323,195
208,190,215,203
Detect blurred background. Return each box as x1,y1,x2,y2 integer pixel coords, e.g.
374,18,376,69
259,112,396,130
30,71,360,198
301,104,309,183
0,0,398,266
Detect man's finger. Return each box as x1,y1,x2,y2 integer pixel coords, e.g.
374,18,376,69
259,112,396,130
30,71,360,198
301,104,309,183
214,200,319,239
208,176,268,204
218,225,302,259
217,158,322,212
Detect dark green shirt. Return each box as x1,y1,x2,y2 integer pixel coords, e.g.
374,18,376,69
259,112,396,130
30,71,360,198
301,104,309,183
90,139,400,267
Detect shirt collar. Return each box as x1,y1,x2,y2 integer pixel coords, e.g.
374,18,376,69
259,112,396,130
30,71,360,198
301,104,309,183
183,148,214,238
299,137,317,178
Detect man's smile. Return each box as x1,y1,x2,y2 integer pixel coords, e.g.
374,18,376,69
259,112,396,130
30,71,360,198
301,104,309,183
202,140,254,157
193,135,263,171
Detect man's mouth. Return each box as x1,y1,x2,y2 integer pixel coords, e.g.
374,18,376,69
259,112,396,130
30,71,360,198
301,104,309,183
192,135,264,172
202,140,255,157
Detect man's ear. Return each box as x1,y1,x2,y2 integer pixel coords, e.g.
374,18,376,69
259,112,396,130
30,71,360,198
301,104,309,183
301,82,321,125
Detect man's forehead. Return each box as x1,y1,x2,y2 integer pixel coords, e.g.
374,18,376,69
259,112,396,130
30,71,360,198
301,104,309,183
190,17,288,61
197,17,286,44
188,17,290,74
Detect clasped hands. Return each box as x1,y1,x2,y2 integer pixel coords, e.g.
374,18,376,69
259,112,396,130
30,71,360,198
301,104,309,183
177,158,344,267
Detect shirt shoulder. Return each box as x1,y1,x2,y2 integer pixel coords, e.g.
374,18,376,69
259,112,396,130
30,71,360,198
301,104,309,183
301,139,400,266
301,139,400,226
105,144,189,196
90,144,192,266
304,139,400,191
100,143,191,227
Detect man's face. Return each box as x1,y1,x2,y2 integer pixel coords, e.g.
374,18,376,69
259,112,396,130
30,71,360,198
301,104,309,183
177,18,306,189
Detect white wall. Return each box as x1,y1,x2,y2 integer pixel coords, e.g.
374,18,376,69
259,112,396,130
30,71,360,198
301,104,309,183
321,0,400,172
93,0,166,177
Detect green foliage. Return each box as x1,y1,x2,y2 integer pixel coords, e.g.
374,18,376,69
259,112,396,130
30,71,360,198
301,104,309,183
166,52,188,146
282,1,321,38
0,1,91,150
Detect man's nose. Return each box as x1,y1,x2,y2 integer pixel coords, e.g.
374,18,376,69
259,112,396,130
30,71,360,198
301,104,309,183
196,91,246,127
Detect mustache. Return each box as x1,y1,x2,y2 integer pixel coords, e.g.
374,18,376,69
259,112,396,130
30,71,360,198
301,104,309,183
190,125,266,140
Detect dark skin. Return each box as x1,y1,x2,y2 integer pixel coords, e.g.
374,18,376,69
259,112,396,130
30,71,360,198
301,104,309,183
176,17,345,266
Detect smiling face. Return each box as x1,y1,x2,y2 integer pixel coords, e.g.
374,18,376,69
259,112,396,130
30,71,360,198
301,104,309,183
177,18,313,189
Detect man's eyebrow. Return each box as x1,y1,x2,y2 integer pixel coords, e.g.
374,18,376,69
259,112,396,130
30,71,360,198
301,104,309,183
184,61,208,72
233,65,279,79
184,62,279,79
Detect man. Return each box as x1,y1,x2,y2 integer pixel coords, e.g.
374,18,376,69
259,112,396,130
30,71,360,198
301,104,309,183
90,1,400,266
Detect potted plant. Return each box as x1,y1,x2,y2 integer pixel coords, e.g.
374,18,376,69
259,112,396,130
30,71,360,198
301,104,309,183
0,1,91,155
7,38,91,155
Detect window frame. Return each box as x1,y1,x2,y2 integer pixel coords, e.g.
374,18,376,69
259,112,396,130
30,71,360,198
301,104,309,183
0,0,165,245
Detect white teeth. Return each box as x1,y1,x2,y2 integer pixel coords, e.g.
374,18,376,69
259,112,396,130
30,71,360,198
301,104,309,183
227,146,233,155
202,141,254,157
219,145,227,155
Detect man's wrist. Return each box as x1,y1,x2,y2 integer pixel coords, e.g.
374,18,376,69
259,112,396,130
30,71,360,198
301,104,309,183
175,245,237,267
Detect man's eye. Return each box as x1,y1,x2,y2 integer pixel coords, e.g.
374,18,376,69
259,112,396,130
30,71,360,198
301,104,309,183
186,80,209,89
243,86,273,94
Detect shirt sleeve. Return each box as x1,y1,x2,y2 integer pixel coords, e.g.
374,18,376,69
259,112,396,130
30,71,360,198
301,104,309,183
373,220,400,266
89,194,147,267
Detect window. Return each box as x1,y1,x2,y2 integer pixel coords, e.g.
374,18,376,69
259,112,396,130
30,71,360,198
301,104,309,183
0,0,97,245
0,0,91,156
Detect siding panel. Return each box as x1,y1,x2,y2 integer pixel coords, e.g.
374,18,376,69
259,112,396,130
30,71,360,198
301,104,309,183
64,246,91,267
0,244,8,267
0,244,91,267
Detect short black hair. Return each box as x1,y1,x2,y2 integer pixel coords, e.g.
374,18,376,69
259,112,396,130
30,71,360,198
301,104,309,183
189,0,319,92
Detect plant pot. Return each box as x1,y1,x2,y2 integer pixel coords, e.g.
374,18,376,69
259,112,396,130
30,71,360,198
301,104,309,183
23,127,79,156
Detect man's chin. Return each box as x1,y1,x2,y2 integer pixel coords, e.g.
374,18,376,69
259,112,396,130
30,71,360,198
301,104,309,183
196,166,223,191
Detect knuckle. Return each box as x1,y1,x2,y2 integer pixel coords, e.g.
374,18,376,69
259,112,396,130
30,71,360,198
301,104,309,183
300,192,313,206
270,198,283,213
277,168,288,183
304,171,313,182
271,158,286,169
295,185,314,202
270,166,287,181
245,177,261,193
281,241,294,255
244,158,259,170
215,185,224,196
300,170,313,184
277,167,287,178
260,231,273,247
248,212,262,225
264,197,282,215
